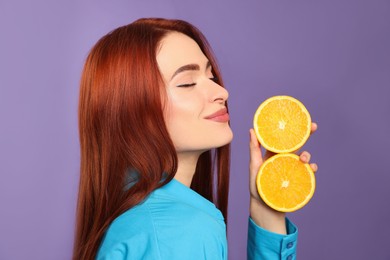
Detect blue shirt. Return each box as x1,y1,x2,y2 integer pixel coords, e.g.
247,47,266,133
97,179,298,259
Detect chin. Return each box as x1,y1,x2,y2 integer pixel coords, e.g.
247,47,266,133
213,130,234,148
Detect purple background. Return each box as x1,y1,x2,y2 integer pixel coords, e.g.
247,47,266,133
1,1,389,259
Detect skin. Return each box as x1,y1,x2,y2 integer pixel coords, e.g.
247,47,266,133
157,32,318,234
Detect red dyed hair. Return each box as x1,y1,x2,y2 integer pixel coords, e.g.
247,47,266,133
73,18,230,260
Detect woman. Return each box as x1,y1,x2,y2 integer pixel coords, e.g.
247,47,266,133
73,18,318,260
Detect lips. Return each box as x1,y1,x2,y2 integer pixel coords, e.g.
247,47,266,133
204,107,230,122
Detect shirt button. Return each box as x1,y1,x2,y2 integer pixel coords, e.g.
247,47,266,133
287,242,294,249
287,255,293,260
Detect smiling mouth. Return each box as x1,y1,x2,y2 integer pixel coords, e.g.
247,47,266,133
205,108,230,122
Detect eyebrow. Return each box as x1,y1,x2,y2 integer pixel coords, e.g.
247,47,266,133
170,61,211,80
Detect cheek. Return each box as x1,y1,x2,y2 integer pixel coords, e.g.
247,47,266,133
165,99,200,132
163,96,204,148
165,90,203,123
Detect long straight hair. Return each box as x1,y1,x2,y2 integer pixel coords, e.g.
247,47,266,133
73,18,231,260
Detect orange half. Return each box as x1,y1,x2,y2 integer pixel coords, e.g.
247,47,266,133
256,153,315,212
253,95,311,153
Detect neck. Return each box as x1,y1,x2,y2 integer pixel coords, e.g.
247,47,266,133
174,152,201,187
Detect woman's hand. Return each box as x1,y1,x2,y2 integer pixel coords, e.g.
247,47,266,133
248,122,318,234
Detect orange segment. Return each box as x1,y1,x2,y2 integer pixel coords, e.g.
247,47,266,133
256,153,315,212
253,95,311,153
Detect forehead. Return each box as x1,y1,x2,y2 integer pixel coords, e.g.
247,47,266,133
156,32,209,78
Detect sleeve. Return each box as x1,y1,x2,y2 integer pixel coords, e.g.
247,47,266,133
247,217,298,260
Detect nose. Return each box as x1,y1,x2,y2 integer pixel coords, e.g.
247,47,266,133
209,80,229,104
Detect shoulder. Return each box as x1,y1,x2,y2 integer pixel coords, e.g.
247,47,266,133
147,190,224,233
97,182,227,259
97,201,160,260
145,192,227,258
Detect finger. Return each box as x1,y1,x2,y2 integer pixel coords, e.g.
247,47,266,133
249,129,264,200
311,122,318,134
310,163,318,173
300,151,311,163
249,129,263,170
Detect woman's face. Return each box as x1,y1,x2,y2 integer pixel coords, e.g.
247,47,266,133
157,32,233,154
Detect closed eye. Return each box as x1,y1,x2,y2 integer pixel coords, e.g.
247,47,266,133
177,77,218,87
177,82,196,88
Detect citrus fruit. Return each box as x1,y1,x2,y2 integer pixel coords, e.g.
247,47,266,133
253,95,311,153
256,153,315,212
